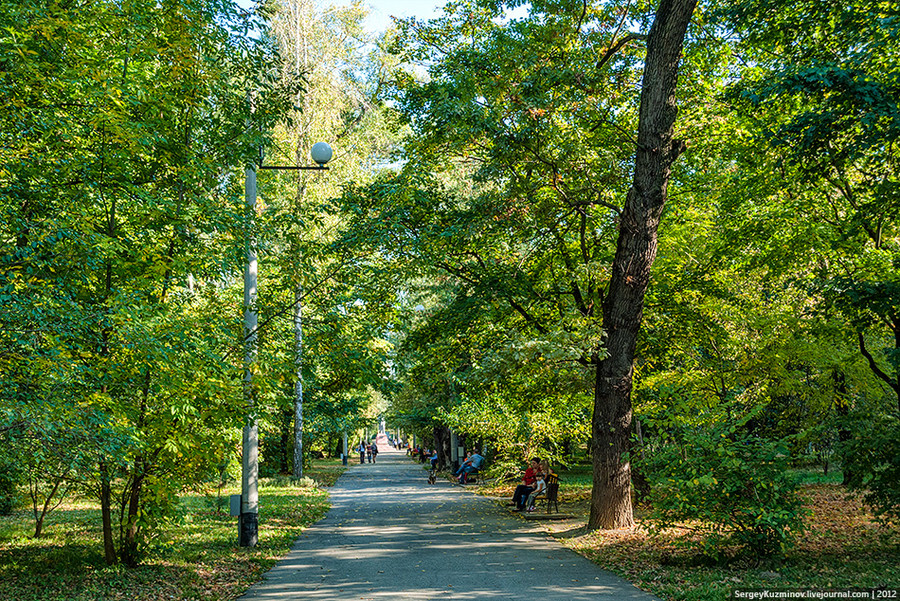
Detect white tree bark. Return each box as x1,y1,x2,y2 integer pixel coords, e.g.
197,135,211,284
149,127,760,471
292,284,304,478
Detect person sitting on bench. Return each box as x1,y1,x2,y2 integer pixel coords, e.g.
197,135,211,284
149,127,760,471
455,448,484,484
512,457,541,511
526,461,551,511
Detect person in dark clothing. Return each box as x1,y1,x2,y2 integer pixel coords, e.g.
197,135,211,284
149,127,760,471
512,458,541,510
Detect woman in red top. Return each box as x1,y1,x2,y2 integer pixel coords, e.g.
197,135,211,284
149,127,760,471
511,458,541,511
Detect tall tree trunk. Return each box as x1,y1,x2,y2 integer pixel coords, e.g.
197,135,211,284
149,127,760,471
121,370,152,565
98,167,119,560
434,425,451,470
99,460,117,565
280,406,293,474
832,370,854,485
289,0,312,479
98,261,118,562
121,460,144,567
31,478,63,538
588,0,697,531
292,284,304,478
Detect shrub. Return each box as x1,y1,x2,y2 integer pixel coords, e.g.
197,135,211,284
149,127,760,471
641,424,807,560
839,411,900,524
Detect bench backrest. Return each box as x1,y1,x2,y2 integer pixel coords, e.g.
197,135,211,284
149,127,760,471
545,474,559,500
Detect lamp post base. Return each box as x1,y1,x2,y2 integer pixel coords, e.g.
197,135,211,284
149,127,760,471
239,511,258,547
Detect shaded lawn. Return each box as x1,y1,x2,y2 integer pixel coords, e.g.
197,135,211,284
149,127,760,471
481,468,898,601
0,460,346,601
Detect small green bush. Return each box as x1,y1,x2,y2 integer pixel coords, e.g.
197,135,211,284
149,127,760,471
642,425,807,560
839,412,900,524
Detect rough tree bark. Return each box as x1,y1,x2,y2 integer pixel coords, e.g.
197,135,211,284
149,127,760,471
121,462,144,567
99,197,119,563
589,0,697,531
99,460,117,564
434,425,451,469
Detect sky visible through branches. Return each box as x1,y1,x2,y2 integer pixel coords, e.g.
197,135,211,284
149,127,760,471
236,0,449,32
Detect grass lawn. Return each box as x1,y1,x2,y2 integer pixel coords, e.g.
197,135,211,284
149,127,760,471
0,459,346,601
479,465,899,601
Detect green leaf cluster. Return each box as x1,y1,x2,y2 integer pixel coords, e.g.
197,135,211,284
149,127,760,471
641,405,808,560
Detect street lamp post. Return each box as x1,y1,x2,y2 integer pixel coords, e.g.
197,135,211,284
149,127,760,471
240,163,259,548
240,143,332,548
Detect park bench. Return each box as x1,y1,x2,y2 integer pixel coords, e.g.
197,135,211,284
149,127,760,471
458,468,480,484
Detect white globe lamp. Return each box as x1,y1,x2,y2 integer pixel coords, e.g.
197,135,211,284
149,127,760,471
310,142,333,167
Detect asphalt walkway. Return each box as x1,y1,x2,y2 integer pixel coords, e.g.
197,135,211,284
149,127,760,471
238,445,659,601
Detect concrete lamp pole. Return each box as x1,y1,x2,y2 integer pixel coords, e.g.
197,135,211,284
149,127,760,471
240,142,333,548
342,431,349,466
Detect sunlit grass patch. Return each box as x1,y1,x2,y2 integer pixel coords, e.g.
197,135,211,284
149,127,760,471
0,460,344,601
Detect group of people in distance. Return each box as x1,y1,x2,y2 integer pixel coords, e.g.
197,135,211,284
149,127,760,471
357,440,379,464
408,445,433,464
408,446,485,484
511,458,553,512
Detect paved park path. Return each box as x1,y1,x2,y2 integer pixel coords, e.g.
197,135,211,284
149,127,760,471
238,445,659,601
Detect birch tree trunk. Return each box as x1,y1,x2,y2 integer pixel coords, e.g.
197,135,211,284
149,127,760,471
293,286,304,478
284,0,312,479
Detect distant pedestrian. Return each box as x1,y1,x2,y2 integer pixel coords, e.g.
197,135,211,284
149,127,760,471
358,441,366,464
371,441,379,463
